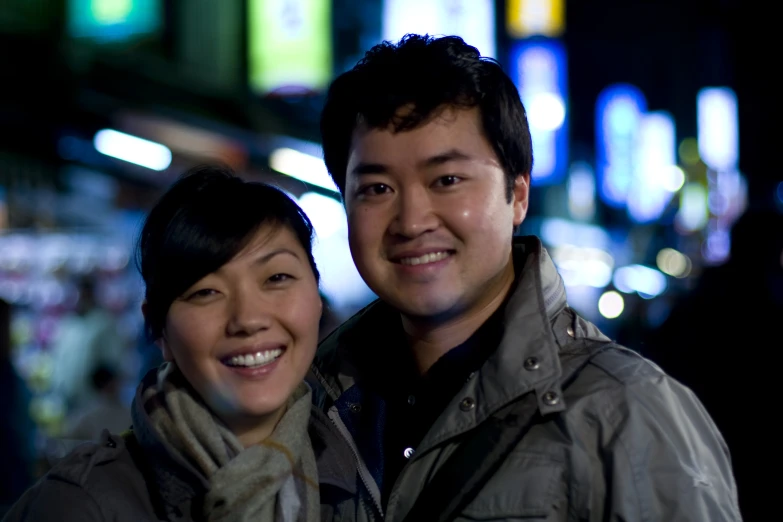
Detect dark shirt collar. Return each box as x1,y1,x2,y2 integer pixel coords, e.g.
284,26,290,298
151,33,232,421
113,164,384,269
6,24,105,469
350,242,526,401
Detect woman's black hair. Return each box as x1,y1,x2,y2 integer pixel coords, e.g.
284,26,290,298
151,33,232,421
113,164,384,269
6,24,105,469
137,165,319,341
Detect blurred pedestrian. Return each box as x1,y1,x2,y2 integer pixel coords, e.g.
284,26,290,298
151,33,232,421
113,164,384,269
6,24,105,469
62,364,131,441
48,278,127,410
0,299,36,516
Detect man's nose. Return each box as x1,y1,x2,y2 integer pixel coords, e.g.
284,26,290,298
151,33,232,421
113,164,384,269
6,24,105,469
388,185,439,239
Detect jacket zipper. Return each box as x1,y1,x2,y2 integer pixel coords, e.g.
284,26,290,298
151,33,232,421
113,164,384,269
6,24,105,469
327,407,385,519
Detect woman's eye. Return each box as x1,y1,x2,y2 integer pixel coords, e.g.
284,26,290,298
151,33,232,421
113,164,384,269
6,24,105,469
268,273,293,283
187,288,217,300
358,183,391,197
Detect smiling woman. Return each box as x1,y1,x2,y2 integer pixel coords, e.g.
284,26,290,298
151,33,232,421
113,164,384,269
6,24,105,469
4,166,325,522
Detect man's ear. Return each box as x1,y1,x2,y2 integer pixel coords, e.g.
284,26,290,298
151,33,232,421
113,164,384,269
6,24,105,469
512,173,530,226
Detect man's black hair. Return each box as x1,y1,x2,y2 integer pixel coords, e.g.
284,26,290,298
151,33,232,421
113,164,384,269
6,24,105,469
320,33,533,200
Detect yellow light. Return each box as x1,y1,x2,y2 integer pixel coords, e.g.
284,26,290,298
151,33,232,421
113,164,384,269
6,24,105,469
656,248,692,278
678,137,700,166
507,0,565,38
675,183,709,232
598,291,624,319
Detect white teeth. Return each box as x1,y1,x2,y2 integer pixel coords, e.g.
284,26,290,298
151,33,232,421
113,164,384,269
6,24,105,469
227,349,283,368
399,251,450,266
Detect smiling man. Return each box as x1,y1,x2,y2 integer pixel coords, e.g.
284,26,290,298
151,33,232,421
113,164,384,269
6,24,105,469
309,34,741,522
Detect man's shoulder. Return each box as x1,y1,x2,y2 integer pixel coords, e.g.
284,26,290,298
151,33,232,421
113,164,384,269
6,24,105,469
566,343,708,427
558,345,739,520
581,343,665,385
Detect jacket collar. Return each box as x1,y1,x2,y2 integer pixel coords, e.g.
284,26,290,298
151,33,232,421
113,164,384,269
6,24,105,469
310,236,570,436
420,236,568,450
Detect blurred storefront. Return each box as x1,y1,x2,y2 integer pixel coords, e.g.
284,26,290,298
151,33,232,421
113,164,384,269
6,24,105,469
0,0,779,516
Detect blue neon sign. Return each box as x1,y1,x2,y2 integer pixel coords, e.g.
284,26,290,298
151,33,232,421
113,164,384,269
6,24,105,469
595,84,647,208
508,39,568,185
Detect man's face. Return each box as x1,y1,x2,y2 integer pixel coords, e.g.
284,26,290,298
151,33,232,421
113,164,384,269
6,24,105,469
344,106,529,322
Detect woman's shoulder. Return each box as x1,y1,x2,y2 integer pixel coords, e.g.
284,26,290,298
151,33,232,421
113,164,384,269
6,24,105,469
4,432,158,522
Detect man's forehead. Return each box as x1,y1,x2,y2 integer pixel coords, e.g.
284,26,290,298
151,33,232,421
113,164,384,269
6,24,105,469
354,104,478,135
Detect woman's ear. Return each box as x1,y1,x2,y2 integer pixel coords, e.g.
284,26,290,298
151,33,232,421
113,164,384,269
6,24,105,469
156,337,174,362
142,301,173,361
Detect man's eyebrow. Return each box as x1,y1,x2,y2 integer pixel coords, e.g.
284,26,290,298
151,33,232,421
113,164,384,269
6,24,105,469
350,162,388,176
350,149,473,176
418,149,473,168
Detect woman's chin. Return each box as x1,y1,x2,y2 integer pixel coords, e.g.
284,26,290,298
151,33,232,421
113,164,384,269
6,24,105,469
220,394,289,424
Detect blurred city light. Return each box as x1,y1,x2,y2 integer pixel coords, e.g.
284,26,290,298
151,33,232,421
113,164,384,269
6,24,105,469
269,148,339,193
627,111,677,223
656,248,692,278
67,0,162,41
567,162,596,220
248,0,332,95
595,84,647,207
506,0,565,38
527,92,566,131
509,40,568,184
598,291,624,319
294,191,374,312
297,192,346,240
539,217,611,250
93,129,172,171
675,183,709,232
703,229,731,264
116,113,247,168
678,137,700,166
697,87,739,172
695,87,743,267
383,0,496,58
551,245,614,288
613,264,667,298
661,165,686,192
712,169,747,220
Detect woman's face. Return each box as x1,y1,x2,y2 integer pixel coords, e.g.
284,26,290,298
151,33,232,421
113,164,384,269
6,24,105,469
159,224,321,436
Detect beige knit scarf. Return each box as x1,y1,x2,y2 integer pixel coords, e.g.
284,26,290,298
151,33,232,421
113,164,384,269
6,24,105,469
139,362,320,521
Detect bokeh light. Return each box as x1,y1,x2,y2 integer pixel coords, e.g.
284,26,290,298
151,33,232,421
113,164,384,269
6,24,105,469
598,291,625,319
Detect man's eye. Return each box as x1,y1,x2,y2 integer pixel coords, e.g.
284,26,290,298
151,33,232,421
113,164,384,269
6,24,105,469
358,183,392,196
435,175,462,187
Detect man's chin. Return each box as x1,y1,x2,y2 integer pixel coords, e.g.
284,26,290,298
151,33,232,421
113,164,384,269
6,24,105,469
391,296,463,324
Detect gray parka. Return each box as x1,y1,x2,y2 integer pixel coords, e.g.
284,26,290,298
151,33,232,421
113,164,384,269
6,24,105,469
308,236,742,522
